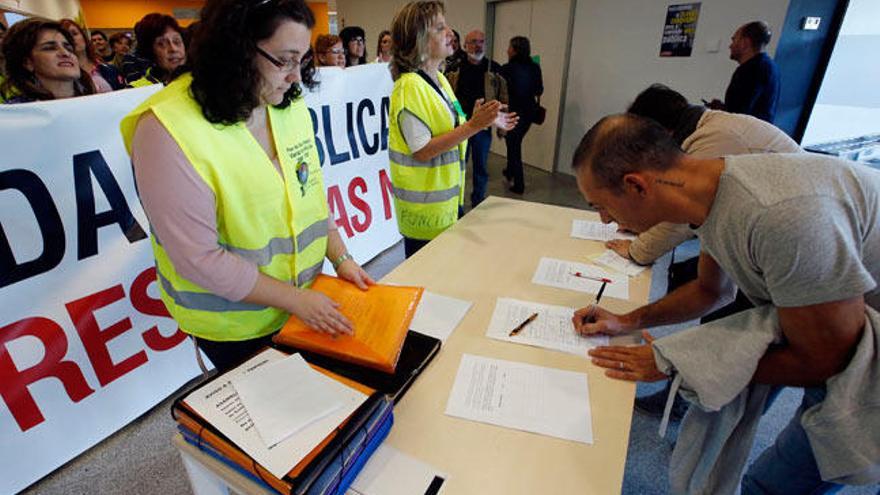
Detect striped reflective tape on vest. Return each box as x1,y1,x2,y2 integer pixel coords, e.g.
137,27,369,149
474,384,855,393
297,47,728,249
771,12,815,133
296,217,329,252
158,269,268,312
296,260,324,287
388,149,461,168
218,217,328,266
393,185,461,204
222,236,294,266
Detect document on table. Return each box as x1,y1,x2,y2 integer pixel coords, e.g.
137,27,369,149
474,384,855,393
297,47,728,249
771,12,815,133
184,348,368,478
346,445,448,495
486,298,608,355
570,220,636,242
593,249,648,277
231,353,343,448
445,354,593,444
410,291,473,342
532,257,629,300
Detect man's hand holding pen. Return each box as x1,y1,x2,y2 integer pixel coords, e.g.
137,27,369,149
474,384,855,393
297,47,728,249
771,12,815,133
572,305,632,336
571,279,630,336
571,280,666,382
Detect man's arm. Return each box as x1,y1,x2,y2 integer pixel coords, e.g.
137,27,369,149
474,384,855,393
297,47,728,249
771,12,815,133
630,252,737,326
753,296,865,386
576,252,737,335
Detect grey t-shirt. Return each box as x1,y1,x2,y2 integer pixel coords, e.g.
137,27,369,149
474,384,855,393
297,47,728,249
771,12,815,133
695,153,880,311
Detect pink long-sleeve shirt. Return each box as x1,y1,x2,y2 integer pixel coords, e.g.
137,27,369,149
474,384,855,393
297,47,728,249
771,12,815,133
131,112,262,301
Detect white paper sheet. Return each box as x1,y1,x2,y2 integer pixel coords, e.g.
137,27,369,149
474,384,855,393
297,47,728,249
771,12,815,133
531,257,629,300
346,445,448,495
570,220,636,242
183,348,368,478
231,353,343,448
486,298,608,355
593,249,648,277
410,291,473,342
445,354,593,444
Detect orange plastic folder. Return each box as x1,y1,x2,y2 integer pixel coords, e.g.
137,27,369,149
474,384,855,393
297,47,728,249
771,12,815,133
274,275,424,373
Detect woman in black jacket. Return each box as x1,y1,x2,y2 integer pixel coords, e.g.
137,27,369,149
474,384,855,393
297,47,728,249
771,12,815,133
501,36,542,194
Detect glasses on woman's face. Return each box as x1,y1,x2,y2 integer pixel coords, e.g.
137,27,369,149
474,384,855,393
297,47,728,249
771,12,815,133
321,48,344,55
256,45,311,72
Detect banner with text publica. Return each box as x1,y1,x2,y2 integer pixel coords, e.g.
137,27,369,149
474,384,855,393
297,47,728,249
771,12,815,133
307,64,401,262
0,64,398,494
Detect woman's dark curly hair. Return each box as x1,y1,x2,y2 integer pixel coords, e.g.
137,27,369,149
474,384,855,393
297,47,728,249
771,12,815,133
1,18,95,101
189,0,318,125
134,13,184,64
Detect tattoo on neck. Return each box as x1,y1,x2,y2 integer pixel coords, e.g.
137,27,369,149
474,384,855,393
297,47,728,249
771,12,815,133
655,178,685,187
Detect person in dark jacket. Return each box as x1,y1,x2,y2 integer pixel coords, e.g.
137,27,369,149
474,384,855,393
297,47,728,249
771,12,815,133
500,35,542,194
707,21,780,123
128,13,188,86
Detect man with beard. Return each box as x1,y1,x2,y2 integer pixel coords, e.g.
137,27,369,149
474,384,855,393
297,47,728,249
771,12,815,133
447,29,507,207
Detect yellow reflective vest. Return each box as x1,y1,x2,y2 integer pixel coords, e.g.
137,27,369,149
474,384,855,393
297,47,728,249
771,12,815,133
129,67,160,88
120,74,329,341
388,71,467,240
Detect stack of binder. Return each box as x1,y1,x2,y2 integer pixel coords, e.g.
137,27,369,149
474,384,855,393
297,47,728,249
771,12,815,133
173,349,394,495
173,277,443,494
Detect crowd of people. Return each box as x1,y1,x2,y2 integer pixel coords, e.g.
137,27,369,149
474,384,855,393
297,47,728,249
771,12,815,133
0,5,544,200
2,1,877,493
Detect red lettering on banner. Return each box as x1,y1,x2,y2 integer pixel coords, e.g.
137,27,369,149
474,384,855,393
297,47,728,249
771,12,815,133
348,176,372,233
0,318,95,432
66,286,148,387
130,267,185,351
327,185,354,237
378,169,395,220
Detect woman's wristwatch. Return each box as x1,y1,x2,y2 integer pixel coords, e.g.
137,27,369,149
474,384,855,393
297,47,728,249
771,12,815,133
331,252,353,270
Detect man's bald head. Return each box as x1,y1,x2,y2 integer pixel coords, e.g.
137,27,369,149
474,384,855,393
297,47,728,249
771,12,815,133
572,114,683,193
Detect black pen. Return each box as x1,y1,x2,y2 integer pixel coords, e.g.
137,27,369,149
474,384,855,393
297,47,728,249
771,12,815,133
584,279,608,324
509,312,538,337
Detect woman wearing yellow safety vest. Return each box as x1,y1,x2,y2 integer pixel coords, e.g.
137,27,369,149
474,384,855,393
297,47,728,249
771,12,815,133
121,0,373,371
388,1,517,258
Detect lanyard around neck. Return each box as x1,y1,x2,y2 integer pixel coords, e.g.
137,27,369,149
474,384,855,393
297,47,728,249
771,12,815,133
416,70,461,126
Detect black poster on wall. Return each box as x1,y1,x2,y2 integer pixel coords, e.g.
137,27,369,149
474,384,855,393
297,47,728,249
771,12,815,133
660,3,701,57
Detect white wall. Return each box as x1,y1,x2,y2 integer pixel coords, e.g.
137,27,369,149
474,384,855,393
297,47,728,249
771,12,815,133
0,0,81,19
335,0,486,54
557,0,790,175
801,0,880,145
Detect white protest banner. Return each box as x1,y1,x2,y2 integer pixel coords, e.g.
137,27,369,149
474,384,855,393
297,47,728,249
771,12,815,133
305,64,401,263
0,63,398,494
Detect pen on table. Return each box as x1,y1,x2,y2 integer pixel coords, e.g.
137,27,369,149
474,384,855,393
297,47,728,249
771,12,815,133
571,272,613,284
583,279,608,324
509,312,539,337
